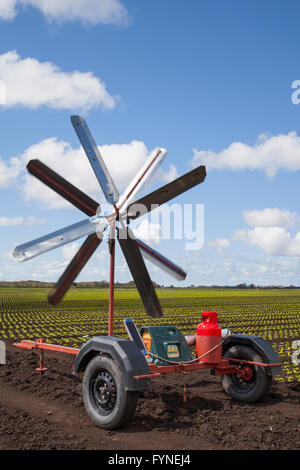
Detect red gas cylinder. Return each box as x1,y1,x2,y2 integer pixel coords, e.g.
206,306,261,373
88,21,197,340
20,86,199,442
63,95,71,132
196,311,222,363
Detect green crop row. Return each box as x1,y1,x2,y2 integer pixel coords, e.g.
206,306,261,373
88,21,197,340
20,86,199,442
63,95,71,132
0,287,299,382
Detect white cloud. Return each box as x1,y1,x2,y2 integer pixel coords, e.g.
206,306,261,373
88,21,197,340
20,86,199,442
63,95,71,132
0,216,23,226
0,155,21,188
182,248,300,286
232,207,300,257
233,226,300,257
234,227,291,255
159,164,178,183
24,216,47,226
242,208,299,228
61,242,79,261
207,237,231,252
4,238,300,285
0,0,17,20
0,0,129,25
192,131,300,177
0,215,46,226
0,50,117,111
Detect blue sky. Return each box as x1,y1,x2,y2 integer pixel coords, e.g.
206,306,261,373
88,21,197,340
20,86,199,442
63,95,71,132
1,0,300,286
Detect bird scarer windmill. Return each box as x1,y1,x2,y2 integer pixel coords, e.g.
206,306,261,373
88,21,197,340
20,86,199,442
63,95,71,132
12,118,282,431
13,116,206,334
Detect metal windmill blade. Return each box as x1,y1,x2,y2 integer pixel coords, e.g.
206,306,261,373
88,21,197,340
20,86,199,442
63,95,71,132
136,238,186,281
116,147,167,213
13,215,108,262
13,115,206,333
71,115,119,205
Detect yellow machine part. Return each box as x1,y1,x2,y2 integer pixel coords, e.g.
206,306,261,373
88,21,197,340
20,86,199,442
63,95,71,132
142,330,151,357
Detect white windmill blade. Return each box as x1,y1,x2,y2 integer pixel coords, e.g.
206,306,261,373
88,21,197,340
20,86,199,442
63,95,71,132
117,147,167,215
71,115,119,205
136,239,187,281
13,215,108,262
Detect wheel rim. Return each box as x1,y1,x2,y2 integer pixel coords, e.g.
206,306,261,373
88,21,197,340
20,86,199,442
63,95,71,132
230,359,257,393
90,369,117,416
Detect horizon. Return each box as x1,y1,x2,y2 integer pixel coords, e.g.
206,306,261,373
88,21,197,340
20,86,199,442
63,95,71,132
1,280,300,289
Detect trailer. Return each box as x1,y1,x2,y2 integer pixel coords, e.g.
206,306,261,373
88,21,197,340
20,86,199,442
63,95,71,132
14,314,281,430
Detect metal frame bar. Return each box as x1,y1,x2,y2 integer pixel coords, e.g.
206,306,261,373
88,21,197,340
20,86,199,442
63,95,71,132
13,339,281,380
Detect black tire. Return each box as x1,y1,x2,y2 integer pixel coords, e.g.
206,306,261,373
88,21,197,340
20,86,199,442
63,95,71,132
82,354,138,430
221,344,272,403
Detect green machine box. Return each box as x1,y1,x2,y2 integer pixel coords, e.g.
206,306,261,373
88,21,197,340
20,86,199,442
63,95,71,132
140,325,193,365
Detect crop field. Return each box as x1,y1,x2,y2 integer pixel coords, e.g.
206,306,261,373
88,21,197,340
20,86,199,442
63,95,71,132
0,287,299,383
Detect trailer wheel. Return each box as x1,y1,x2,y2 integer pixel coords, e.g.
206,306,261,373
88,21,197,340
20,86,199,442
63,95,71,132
221,345,272,403
82,355,138,430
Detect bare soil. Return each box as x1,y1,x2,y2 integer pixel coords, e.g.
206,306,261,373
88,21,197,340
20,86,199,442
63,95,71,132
0,341,299,451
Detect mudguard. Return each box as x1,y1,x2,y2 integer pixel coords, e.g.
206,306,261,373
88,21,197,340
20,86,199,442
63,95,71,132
222,334,282,377
73,336,150,391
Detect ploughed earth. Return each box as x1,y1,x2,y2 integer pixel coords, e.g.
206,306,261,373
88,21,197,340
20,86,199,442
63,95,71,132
0,341,299,451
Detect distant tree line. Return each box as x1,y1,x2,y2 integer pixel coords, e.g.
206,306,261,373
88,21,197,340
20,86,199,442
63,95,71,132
0,280,299,289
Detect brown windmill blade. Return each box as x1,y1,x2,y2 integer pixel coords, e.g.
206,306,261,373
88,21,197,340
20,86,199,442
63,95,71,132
48,233,102,305
27,159,99,216
126,165,206,220
117,227,163,318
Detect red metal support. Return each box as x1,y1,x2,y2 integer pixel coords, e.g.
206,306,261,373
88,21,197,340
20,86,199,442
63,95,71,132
13,339,80,376
14,340,79,355
108,218,116,336
35,338,47,375
225,357,281,368
133,356,281,381
133,358,237,379
183,383,187,403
